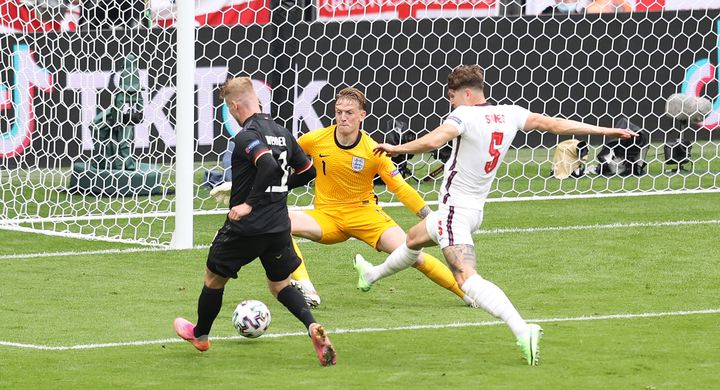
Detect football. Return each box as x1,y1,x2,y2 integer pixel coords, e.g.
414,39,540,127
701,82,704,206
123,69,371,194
231,300,271,338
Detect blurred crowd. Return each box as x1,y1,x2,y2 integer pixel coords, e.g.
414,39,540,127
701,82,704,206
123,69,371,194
0,0,271,31
0,0,143,31
0,0,678,33
542,0,633,14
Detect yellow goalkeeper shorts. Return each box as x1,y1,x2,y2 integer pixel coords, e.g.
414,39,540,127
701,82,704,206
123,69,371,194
303,204,398,249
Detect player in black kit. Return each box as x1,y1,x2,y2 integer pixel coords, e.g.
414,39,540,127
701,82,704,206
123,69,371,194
174,77,336,367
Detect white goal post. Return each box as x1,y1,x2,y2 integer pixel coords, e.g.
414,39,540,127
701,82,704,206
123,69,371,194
1,1,719,248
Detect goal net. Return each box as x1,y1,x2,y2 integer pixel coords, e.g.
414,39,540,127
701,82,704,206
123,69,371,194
1,1,718,247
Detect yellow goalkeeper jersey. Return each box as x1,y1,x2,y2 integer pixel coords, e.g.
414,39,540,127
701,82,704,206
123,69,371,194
298,125,426,214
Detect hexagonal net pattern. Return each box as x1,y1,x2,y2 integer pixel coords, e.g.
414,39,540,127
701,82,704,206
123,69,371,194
0,2,177,246
1,2,719,247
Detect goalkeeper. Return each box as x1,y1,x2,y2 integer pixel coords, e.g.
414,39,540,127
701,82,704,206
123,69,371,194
215,87,472,307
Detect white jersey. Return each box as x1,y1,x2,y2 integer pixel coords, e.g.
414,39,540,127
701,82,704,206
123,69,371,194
439,103,530,210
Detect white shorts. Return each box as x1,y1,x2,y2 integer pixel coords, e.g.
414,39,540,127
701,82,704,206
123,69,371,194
425,204,483,248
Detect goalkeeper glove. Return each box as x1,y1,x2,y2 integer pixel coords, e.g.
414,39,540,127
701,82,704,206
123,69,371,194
209,181,232,205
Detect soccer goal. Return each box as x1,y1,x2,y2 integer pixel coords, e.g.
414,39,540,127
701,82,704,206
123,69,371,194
1,1,719,248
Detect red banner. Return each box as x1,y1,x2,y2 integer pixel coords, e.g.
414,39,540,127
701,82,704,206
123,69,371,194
316,0,497,20
152,0,270,27
0,0,77,33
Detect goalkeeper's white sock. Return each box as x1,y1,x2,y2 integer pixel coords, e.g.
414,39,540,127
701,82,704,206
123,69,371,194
366,243,421,284
461,274,529,338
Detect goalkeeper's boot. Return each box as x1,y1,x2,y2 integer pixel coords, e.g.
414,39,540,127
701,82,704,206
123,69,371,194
308,323,337,367
173,317,210,352
516,323,543,366
353,254,373,292
290,279,321,308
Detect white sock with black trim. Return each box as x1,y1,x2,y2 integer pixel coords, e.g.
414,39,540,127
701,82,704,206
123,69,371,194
461,274,529,338
366,243,421,284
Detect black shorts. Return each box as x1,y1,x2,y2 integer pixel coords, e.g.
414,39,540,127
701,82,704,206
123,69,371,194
206,223,301,282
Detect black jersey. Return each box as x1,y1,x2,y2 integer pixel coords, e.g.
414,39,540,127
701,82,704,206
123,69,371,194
228,113,310,235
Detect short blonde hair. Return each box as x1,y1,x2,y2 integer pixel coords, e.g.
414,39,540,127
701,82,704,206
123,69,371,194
335,87,366,110
219,77,255,104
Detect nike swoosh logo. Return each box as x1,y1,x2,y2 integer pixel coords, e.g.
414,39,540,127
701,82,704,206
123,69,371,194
319,154,329,157
275,255,282,259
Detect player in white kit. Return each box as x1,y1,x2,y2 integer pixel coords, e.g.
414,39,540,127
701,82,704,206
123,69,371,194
355,65,637,366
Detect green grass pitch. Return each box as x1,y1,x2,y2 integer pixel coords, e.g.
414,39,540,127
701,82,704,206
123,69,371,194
1,192,718,389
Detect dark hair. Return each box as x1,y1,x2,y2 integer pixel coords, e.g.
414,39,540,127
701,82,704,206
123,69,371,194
335,87,366,110
447,65,484,91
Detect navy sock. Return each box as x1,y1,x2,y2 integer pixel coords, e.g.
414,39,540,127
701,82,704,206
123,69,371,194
277,285,315,329
194,285,224,338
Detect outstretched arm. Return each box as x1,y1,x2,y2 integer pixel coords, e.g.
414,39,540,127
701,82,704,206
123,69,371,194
382,174,431,219
377,153,430,219
524,113,637,139
374,124,460,157
287,161,316,190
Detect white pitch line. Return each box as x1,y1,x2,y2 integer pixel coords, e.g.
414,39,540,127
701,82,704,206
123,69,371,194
0,224,163,247
473,219,720,235
1,308,718,351
2,219,719,261
0,246,174,260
